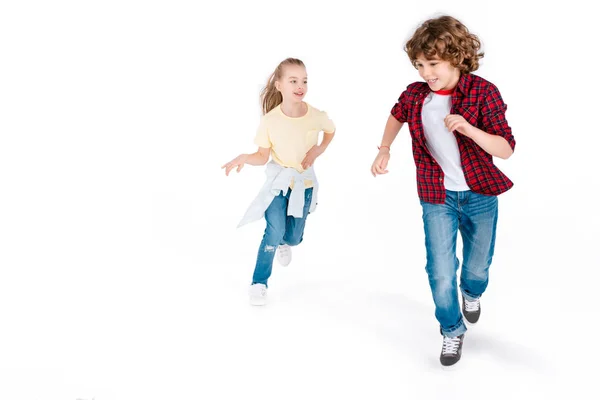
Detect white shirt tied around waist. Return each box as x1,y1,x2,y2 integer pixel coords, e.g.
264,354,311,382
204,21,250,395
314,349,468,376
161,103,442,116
237,161,319,228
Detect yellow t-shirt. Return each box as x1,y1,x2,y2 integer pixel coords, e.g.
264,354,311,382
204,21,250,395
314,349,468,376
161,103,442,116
254,102,336,188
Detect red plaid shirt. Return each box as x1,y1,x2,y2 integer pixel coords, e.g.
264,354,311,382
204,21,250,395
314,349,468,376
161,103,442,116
391,73,516,204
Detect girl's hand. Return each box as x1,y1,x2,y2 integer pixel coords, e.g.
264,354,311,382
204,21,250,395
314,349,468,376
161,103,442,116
221,154,248,176
371,148,390,177
444,114,474,137
301,145,323,170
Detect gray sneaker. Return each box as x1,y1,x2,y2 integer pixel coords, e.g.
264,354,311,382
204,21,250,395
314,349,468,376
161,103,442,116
462,296,481,324
440,334,464,367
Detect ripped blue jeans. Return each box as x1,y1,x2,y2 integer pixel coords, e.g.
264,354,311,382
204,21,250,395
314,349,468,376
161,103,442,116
251,187,313,286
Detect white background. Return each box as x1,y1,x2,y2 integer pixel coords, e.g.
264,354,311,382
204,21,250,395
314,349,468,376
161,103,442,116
1,0,598,399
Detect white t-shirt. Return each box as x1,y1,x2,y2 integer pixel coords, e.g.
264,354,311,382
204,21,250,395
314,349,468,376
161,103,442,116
421,92,470,191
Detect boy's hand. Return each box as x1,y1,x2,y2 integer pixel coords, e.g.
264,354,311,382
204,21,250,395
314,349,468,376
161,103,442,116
301,145,323,169
221,154,248,176
371,148,390,177
444,114,474,137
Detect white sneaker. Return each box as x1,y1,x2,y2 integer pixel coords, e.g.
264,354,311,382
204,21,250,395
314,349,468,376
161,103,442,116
249,283,267,306
276,244,292,266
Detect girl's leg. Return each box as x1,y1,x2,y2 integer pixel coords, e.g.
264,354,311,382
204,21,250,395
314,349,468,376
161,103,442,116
252,192,288,286
283,188,313,246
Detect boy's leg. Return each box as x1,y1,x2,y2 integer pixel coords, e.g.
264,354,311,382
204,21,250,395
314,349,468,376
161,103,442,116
251,191,288,286
459,191,498,301
421,191,467,338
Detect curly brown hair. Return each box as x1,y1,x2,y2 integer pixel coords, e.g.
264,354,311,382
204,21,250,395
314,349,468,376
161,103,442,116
405,16,484,73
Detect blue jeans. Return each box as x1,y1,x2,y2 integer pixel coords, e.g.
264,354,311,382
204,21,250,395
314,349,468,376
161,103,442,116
251,187,313,286
421,190,498,337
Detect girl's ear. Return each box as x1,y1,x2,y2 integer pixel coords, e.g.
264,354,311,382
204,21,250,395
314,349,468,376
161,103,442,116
274,81,280,91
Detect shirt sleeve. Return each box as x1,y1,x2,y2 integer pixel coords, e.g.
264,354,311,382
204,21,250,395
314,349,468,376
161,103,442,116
253,116,271,148
321,111,336,134
390,90,409,123
481,85,516,151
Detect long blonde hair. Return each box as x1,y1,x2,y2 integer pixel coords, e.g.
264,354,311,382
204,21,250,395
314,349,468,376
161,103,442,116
260,58,305,115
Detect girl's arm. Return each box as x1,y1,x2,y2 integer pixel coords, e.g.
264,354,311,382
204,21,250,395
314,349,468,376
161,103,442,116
222,147,270,176
301,131,335,169
245,147,271,165
319,131,335,151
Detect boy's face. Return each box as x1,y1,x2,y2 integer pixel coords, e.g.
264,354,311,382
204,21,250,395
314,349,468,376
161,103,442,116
275,65,307,103
415,55,460,92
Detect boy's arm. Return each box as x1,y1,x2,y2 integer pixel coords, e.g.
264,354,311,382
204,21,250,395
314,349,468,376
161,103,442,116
446,85,515,159
445,115,514,159
379,114,404,149
382,88,409,150
372,115,404,176
462,126,513,159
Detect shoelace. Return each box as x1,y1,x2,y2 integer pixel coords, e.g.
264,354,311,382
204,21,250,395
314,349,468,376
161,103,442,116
278,245,291,257
464,298,480,312
442,336,461,355
251,285,267,297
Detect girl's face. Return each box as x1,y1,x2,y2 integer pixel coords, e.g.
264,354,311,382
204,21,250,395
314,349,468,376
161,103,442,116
275,65,307,103
415,55,460,92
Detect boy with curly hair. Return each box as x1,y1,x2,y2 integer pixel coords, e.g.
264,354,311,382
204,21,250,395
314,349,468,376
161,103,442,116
370,15,516,367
